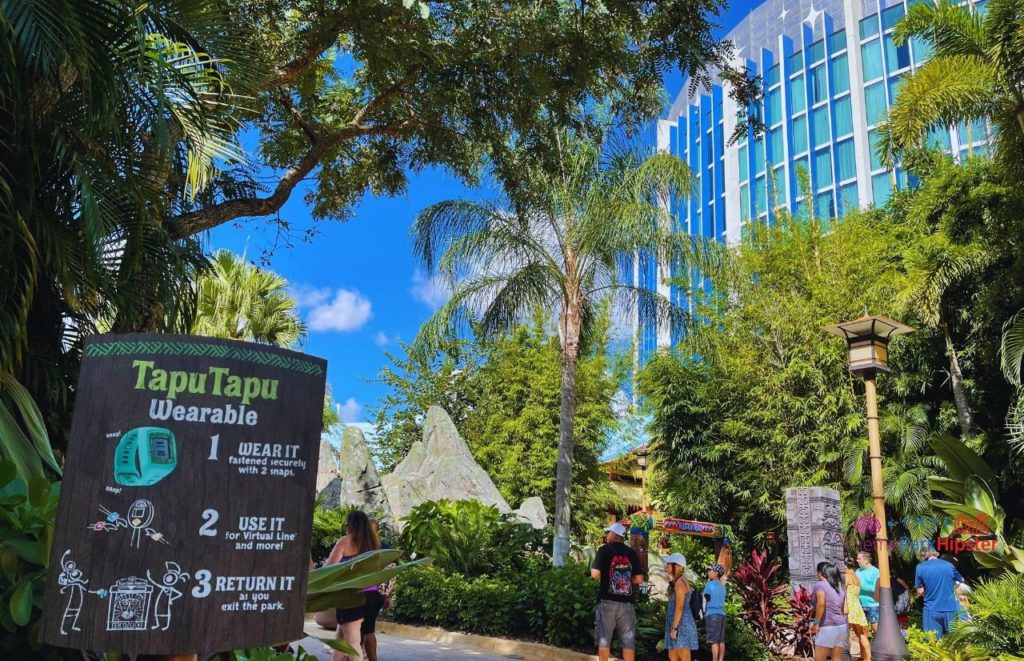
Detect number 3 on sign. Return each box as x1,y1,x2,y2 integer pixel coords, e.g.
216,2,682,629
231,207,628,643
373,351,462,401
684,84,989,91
200,509,219,537
192,569,212,598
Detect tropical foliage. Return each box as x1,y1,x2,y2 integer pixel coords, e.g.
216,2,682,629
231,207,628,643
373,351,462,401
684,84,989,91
412,127,697,565
193,251,306,346
398,499,547,576
880,0,1024,174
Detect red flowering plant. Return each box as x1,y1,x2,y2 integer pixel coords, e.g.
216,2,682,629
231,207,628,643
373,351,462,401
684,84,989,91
731,549,790,653
787,585,816,657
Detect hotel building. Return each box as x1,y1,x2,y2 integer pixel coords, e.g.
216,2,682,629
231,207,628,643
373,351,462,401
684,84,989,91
635,0,992,364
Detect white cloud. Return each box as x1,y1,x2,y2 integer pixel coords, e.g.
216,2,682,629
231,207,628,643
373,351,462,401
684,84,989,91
306,288,372,332
336,397,362,423
372,331,391,347
290,284,331,308
409,269,451,309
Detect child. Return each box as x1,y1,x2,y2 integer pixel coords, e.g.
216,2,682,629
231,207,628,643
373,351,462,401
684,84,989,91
703,563,727,661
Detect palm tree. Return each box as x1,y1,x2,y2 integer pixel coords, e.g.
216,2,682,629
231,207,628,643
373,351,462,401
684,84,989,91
878,0,1024,165
193,251,306,347
1000,309,1024,451
411,129,697,565
0,0,254,443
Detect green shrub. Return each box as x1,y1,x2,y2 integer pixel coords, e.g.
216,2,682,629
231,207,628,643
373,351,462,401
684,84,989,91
941,572,1024,658
399,499,549,576
393,563,597,649
0,462,60,659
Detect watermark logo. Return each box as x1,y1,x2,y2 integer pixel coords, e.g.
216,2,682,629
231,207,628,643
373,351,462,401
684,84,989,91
850,512,997,555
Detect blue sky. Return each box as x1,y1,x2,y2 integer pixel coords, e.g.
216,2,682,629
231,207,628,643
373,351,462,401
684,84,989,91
207,0,760,427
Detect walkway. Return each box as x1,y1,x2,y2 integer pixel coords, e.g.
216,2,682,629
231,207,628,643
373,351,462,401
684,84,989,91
299,631,520,660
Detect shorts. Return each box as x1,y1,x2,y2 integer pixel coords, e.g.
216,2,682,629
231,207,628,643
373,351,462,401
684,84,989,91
705,614,726,644
922,609,957,639
863,606,879,624
814,624,849,649
361,591,385,636
595,600,636,650
336,605,363,625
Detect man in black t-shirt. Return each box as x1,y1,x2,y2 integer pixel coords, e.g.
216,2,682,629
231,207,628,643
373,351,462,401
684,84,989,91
590,522,644,661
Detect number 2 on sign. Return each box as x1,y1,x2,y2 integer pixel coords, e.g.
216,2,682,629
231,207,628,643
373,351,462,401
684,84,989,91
208,434,219,460
200,509,219,537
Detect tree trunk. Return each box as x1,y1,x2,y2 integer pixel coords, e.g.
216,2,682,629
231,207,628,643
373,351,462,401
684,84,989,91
941,310,976,438
553,302,581,567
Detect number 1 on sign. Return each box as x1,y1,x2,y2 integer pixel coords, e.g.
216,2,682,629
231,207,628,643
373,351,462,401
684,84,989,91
208,434,219,460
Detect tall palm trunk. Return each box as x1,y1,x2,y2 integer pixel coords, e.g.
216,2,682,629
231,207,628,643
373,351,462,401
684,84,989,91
553,299,581,567
941,305,976,438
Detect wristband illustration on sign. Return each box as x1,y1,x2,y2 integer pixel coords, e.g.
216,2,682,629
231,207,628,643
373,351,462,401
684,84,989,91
114,427,178,486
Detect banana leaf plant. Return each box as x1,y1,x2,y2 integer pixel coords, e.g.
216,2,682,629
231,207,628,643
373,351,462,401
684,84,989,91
0,375,61,482
927,434,1024,573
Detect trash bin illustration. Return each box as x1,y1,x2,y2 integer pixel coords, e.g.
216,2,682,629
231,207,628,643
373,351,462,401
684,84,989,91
107,577,152,631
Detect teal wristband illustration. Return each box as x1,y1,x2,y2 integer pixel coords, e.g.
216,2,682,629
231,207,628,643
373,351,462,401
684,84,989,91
114,427,178,486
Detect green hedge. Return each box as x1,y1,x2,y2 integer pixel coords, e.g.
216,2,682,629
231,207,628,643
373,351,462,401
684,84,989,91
391,564,770,658
391,564,595,647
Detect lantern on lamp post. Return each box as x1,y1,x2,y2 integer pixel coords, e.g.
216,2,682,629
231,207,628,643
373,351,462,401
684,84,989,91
824,315,913,660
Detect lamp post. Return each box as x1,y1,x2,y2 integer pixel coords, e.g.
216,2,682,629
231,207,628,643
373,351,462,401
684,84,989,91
635,446,648,507
824,314,913,661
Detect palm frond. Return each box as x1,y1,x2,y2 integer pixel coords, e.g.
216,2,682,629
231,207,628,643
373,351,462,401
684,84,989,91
1000,307,1024,385
881,55,997,165
894,0,987,56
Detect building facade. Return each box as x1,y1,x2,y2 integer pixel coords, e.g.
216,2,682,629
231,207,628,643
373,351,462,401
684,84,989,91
635,0,991,364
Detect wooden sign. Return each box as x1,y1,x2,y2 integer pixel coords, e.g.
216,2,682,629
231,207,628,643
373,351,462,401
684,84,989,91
662,518,723,537
40,334,326,654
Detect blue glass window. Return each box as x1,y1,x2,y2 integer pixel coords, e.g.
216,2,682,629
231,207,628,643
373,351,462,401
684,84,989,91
976,0,988,16
816,192,836,219
860,16,880,39
765,65,780,88
912,37,934,64
738,145,749,181
958,119,988,144
865,83,887,125
882,3,905,31
793,155,811,185
836,139,856,180
792,115,808,154
888,74,905,105
791,76,807,114
862,40,884,80
769,127,784,163
869,129,884,170
740,183,751,221
872,172,893,207
884,34,911,72
815,149,833,186
796,198,810,219
811,65,828,104
927,127,951,151
755,138,766,173
829,30,847,53
808,40,825,64
755,176,767,214
834,96,853,136
767,88,783,125
772,165,786,204
788,51,804,71
831,55,850,94
813,106,831,147
840,183,859,215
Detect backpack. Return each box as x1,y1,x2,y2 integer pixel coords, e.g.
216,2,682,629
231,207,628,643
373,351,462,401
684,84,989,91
689,586,706,622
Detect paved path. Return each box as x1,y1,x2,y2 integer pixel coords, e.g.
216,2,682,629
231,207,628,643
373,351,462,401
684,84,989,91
299,631,521,661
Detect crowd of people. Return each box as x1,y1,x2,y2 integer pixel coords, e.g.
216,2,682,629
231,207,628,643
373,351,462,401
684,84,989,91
319,510,972,661
810,548,970,660
591,522,728,661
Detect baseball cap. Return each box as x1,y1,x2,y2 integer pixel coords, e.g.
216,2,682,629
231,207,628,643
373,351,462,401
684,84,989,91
706,563,726,575
604,522,627,537
662,553,687,567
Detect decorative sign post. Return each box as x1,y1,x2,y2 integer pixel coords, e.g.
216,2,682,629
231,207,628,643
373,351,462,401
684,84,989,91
785,487,845,593
40,334,326,655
